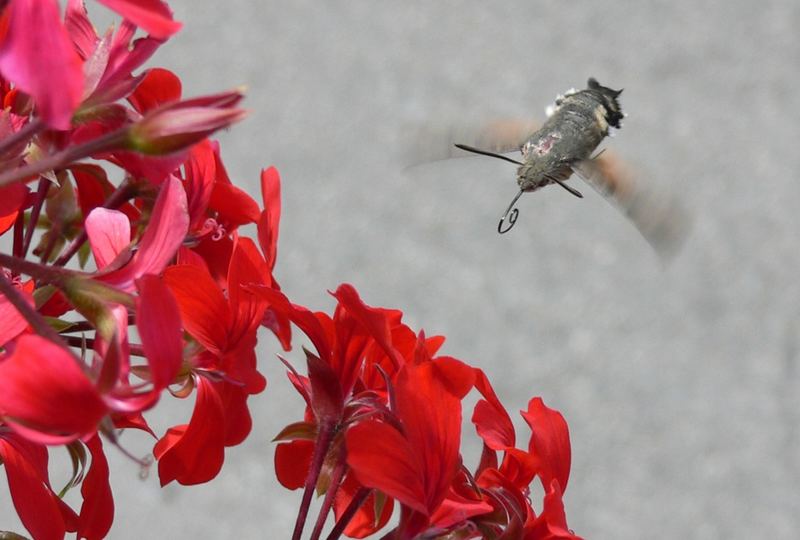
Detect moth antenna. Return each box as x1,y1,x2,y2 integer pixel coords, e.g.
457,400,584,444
454,143,524,166
498,189,524,234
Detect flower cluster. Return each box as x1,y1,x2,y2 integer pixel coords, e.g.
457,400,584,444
263,284,581,539
0,1,580,539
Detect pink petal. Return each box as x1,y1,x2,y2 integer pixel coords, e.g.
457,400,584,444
95,0,182,39
0,0,84,129
65,0,98,59
98,175,189,291
85,208,131,269
129,101,246,155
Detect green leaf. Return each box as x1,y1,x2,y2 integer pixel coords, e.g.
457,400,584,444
58,440,88,497
272,421,317,442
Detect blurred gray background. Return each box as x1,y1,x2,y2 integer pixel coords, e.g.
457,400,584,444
3,1,800,538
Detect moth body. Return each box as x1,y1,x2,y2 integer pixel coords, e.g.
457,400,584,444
516,78,623,193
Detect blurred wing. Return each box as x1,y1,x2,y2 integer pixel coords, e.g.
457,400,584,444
401,118,539,165
572,153,692,260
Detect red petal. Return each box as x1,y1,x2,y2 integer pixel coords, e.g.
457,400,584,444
497,447,539,490
0,335,107,442
216,382,253,446
472,369,515,450
154,377,225,486
182,139,216,231
262,305,293,351
227,238,268,342
527,479,582,539
209,181,261,227
221,341,266,395
0,182,28,235
522,397,571,492
77,435,114,540
258,166,281,270
429,488,493,530
127,67,181,113
0,0,83,129
95,0,182,39
71,164,128,220
248,285,331,362
190,234,233,287
0,278,33,347
274,439,314,490
0,434,67,540
332,284,404,369
163,264,229,355
346,419,428,515
109,149,188,186
136,274,183,389
38,288,72,318
395,363,463,512
334,473,394,539
428,356,474,399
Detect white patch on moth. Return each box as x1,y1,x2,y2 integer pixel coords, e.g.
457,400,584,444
593,105,609,133
523,132,562,157
546,87,579,117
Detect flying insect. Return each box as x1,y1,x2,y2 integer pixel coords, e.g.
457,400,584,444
451,78,690,258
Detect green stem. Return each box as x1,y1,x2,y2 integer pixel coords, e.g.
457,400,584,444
22,177,51,258
0,252,133,306
309,452,347,540
292,421,336,540
0,127,129,190
325,488,372,540
0,252,75,285
61,335,146,357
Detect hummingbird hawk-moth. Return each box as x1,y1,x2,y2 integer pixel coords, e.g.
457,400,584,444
449,78,690,258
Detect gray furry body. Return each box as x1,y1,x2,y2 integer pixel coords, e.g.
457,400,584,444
517,78,624,193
